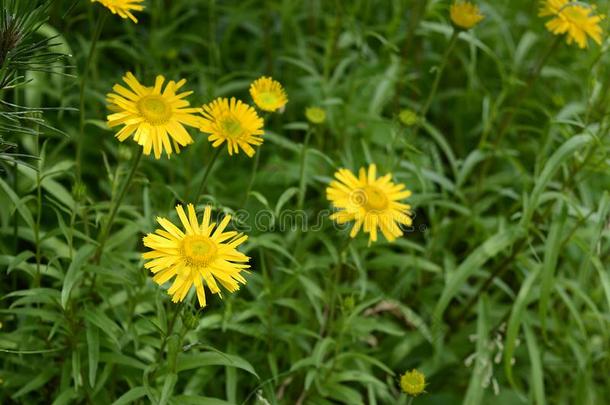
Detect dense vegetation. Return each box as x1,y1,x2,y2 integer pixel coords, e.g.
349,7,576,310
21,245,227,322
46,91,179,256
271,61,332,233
1,0,609,404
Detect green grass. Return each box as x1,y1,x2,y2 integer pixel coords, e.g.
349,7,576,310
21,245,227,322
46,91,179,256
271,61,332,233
1,0,610,403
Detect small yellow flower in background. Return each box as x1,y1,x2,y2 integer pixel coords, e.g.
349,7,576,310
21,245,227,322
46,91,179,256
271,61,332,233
305,106,326,124
91,0,144,23
400,369,426,396
249,76,288,112
200,97,264,157
398,109,419,127
327,164,413,245
106,72,201,159
143,204,250,307
539,0,604,48
450,1,485,30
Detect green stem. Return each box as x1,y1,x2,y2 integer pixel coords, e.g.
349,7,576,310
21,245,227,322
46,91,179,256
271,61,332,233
75,12,107,182
478,36,561,150
240,148,261,207
194,146,222,204
34,123,42,288
158,302,183,360
392,29,458,172
324,236,351,336
393,0,428,112
94,147,143,262
297,129,313,210
414,29,459,136
474,36,560,193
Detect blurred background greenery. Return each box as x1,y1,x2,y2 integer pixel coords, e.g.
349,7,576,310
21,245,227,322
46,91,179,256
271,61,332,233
1,0,609,403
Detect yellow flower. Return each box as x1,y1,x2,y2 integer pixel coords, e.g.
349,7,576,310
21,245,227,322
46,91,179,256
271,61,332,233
539,0,604,48
450,1,485,29
249,76,288,112
106,73,201,159
305,106,326,124
200,97,264,157
143,204,250,307
400,369,426,396
327,164,413,245
91,0,144,23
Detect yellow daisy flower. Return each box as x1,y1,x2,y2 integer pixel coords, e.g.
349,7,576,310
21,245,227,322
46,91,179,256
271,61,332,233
327,164,413,245
200,97,264,157
539,0,604,48
450,1,485,29
305,106,326,124
91,0,144,23
143,204,250,307
400,369,426,396
249,76,288,112
106,72,201,159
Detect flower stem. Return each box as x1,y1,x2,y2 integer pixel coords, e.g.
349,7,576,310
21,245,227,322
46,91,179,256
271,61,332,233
297,128,313,210
412,29,459,138
478,35,561,150
391,29,458,172
75,12,107,183
94,147,143,263
323,236,351,336
240,148,261,207
475,36,560,190
194,146,222,204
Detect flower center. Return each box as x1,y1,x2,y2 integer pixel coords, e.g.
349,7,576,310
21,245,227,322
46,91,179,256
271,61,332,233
137,95,172,124
220,116,244,139
351,186,389,211
560,5,589,23
181,235,217,267
259,91,278,106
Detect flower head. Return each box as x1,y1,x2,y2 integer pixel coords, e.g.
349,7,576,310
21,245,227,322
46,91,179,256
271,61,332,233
200,97,264,157
106,72,201,159
327,164,413,245
399,109,419,127
91,0,144,23
249,76,288,112
305,106,326,124
400,369,426,396
539,0,604,48
450,1,485,29
143,204,250,307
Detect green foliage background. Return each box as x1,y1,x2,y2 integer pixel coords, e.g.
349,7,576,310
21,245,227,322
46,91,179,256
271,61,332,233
1,0,610,403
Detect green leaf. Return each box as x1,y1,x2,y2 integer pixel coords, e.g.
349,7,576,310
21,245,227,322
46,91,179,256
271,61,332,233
538,203,567,330
523,134,593,223
61,244,95,308
87,322,100,387
12,368,55,398
274,186,298,216
50,388,76,405
171,396,235,405
504,265,542,387
111,387,148,405
524,321,546,405
176,352,259,379
159,373,177,405
434,227,523,325
84,308,122,347
0,177,35,229
463,296,489,405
